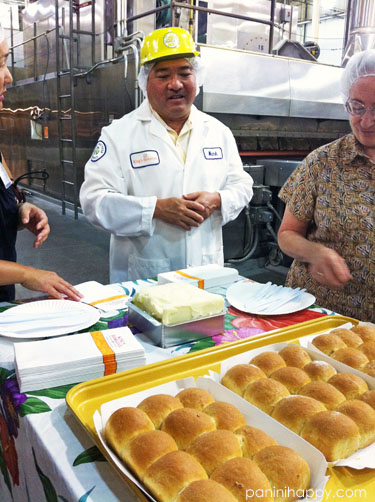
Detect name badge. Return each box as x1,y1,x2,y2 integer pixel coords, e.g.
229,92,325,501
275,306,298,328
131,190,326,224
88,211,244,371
130,150,160,169
0,162,12,188
203,147,223,160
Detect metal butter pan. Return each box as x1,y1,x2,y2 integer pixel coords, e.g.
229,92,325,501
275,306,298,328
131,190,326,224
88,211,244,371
128,300,226,348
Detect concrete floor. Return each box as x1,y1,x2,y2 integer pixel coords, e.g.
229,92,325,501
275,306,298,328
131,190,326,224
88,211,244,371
15,193,287,300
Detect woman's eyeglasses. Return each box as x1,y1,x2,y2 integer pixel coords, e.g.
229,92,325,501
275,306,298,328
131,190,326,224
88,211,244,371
345,99,375,117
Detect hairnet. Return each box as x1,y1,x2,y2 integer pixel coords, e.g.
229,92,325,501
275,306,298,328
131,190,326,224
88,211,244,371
341,49,375,102
138,56,206,98
0,23,4,44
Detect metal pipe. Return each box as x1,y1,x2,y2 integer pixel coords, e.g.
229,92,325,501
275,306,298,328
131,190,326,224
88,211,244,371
312,0,321,43
269,0,276,53
343,0,353,52
10,27,56,50
227,225,260,264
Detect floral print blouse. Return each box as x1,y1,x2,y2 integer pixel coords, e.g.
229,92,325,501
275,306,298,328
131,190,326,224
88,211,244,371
279,133,375,321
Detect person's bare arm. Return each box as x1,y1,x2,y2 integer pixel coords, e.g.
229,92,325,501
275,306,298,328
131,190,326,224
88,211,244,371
18,202,50,248
0,260,82,300
278,207,352,290
153,197,205,230
183,191,221,219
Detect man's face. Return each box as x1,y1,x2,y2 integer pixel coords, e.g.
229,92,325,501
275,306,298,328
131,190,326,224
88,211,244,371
0,39,12,110
348,76,375,152
146,58,196,126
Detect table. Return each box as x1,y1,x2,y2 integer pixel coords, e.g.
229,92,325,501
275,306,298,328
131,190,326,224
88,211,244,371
0,279,362,502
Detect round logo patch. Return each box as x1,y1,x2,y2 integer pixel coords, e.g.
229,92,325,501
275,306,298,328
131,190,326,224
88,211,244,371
91,140,107,162
163,32,180,49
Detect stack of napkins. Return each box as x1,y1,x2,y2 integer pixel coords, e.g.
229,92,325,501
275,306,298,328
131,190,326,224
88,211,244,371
157,264,239,289
14,327,146,392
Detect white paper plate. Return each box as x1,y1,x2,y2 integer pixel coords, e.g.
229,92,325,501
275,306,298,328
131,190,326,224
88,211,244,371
226,280,316,315
0,300,100,339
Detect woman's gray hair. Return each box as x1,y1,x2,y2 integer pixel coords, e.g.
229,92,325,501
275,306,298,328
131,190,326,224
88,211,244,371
138,56,206,98
341,49,375,102
0,23,4,44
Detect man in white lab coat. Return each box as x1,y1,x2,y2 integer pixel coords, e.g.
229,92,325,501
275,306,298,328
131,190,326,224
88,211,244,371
80,27,253,283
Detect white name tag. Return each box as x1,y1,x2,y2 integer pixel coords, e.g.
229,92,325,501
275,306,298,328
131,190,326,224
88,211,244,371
130,150,160,169
203,147,223,160
0,162,12,188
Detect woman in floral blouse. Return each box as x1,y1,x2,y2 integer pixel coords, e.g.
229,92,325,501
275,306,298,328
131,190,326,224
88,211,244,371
278,49,375,321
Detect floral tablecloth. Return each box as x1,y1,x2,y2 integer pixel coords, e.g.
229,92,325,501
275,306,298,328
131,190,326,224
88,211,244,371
0,279,330,502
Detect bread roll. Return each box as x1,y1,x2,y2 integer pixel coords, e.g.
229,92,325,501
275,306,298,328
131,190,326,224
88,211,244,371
249,351,286,376
176,480,237,502
328,373,368,400
203,401,247,431
253,445,310,502
244,378,290,415
187,429,242,475
271,395,327,434
300,411,360,461
143,450,207,502
363,360,375,377
330,328,363,348
137,394,183,429
269,367,311,394
358,341,375,361
330,347,369,370
105,407,154,456
161,407,216,450
359,390,375,410
221,364,266,395
235,425,278,459
351,325,375,343
302,360,337,382
336,399,375,449
211,457,274,502
176,388,214,410
278,344,312,368
122,430,177,479
311,333,347,355
298,381,346,410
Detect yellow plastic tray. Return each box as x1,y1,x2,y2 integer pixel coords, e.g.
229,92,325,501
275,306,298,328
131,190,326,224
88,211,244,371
67,315,374,502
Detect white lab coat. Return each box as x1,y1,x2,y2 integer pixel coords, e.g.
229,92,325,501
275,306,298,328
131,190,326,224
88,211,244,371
80,101,253,283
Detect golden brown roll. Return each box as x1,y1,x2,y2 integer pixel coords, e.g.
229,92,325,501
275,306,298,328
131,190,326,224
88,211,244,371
300,410,360,461
278,344,312,368
105,407,154,456
143,450,207,502
330,347,369,370
137,394,183,429
211,457,274,502
249,351,286,376
176,388,215,410
161,407,216,450
302,360,337,382
328,373,369,400
351,325,375,343
253,445,310,502
358,341,375,361
311,333,347,355
359,390,375,410
244,378,290,415
221,364,266,396
298,381,346,410
235,425,278,459
363,360,375,377
176,480,237,502
269,367,311,394
203,401,247,431
336,399,375,449
330,328,363,348
271,395,327,434
122,430,177,479
187,429,242,475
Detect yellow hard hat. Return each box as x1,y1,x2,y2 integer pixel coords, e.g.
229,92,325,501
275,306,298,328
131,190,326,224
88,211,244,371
140,27,199,66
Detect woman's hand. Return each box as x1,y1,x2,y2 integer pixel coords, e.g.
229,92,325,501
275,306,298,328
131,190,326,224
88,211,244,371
18,202,50,248
308,248,352,290
20,267,82,300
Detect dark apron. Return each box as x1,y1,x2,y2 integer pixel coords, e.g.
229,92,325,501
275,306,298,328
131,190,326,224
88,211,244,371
0,155,18,301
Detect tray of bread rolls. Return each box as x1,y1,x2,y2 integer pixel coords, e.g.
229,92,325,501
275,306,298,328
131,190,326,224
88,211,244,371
67,315,374,502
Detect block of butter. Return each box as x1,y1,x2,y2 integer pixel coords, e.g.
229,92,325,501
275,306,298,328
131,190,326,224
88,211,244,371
157,264,238,289
132,283,225,325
